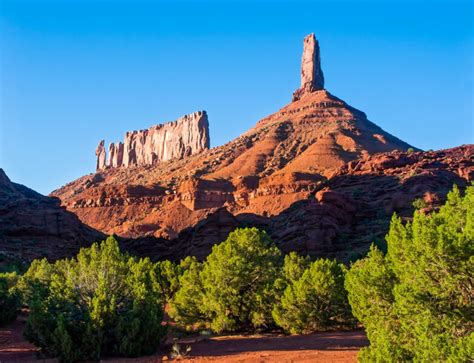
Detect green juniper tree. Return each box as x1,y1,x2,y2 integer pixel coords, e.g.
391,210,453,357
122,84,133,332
169,228,283,333
273,258,353,334
168,256,206,328
0,271,20,325
200,228,282,333
20,237,167,362
345,185,474,362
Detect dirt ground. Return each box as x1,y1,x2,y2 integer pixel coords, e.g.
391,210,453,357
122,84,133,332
0,314,41,362
0,315,368,363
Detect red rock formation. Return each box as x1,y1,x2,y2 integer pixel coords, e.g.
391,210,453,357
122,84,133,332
98,111,210,169
53,33,415,242
292,33,324,101
95,140,106,171
124,146,473,262
49,34,474,262
108,142,124,168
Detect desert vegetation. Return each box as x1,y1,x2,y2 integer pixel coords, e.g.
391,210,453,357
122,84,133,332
17,237,167,361
168,227,354,334
0,271,21,325
0,185,471,362
346,185,473,362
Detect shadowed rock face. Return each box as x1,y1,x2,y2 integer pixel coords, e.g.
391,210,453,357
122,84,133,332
97,111,210,170
0,169,103,262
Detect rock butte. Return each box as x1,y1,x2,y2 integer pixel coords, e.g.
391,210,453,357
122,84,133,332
3,32,469,263
96,111,210,170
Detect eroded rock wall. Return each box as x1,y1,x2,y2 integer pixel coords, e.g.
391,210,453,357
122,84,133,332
97,111,210,169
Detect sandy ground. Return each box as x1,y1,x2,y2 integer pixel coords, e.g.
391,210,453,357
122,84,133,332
0,315,367,363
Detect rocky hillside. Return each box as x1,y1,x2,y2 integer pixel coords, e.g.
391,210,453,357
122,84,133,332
120,145,473,261
0,169,103,262
52,34,414,242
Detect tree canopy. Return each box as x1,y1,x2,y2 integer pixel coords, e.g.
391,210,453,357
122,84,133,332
20,237,167,362
345,185,474,362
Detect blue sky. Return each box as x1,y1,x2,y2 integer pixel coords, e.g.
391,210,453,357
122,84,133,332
1,0,472,194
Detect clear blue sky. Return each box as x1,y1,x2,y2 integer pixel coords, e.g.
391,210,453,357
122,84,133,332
1,0,472,195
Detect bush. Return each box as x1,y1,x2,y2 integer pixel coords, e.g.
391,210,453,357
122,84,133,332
0,271,21,325
168,256,206,328
412,197,427,210
170,228,282,333
155,260,181,303
200,228,282,333
345,185,474,362
273,259,353,334
20,237,167,362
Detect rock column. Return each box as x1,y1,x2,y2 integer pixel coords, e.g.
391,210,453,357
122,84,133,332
95,140,106,171
292,33,325,101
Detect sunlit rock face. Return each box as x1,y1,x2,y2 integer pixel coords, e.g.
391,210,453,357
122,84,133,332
292,33,325,101
96,111,210,169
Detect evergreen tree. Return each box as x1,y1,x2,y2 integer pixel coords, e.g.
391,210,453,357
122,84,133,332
0,271,20,325
273,258,353,334
168,256,206,328
346,185,474,361
20,237,167,362
200,228,282,332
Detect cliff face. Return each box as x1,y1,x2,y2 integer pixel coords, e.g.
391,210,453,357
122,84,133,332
50,33,473,262
97,111,210,170
0,169,103,261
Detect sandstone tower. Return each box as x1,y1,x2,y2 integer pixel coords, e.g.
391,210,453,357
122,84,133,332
292,33,325,101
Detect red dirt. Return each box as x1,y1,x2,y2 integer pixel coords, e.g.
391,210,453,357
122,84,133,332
172,331,368,363
0,313,39,362
0,316,367,363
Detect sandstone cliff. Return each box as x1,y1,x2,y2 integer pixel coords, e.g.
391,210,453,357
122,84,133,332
97,111,210,170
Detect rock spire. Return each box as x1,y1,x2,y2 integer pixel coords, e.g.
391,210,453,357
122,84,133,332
292,33,325,101
95,140,106,171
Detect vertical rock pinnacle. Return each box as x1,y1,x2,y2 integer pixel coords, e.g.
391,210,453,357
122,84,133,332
292,33,325,101
95,140,106,171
